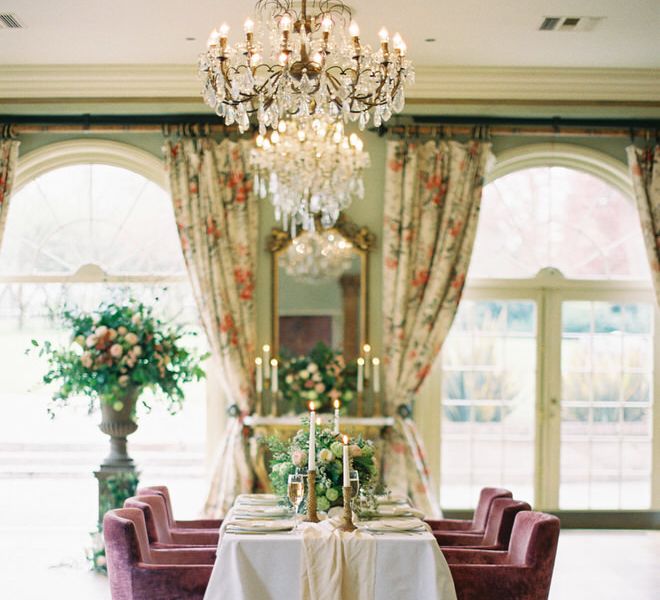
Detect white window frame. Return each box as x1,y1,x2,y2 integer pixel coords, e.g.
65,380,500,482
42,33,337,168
429,143,660,511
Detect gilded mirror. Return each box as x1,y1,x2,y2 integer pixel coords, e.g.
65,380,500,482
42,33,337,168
269,215,374,360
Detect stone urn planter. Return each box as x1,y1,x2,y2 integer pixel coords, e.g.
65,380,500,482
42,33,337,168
98,387,141,471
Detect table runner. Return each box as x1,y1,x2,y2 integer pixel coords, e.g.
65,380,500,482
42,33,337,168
301,523,376,600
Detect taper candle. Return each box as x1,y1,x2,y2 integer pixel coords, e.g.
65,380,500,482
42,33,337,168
342,435,350,487
357,357,364,393
363,344,371,378
262,344,271,378
333,399,340,434
372,358,381,393
255,357,263,393
270,358,278,392
309,402,316,471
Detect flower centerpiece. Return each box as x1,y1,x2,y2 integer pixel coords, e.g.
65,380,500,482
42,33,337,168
33,301,207,468
267,422,379,512
278,342,356,413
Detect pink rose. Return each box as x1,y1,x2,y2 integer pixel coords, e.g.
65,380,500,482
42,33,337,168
110,344,123,358
85,335,97,348
118,375,130,387
81,352,93,368
117,326,128,336
132,345,143,357
349,445,362,458
124,333,138,345
314,383,325,393
108,329,118,341
292,450,305,467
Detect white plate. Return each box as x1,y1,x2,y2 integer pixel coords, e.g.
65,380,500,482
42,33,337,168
360,518,426,533
226,519,295,533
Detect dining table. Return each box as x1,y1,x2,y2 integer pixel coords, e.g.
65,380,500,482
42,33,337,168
203,495,457,600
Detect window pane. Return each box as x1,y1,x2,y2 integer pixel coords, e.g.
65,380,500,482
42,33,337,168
559,301,653,509
440,300,536,508
469,167,649,280
0,164,186,276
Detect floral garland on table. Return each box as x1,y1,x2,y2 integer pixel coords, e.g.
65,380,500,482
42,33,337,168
32,301,207,415
278,342,356,413
267,422,380,512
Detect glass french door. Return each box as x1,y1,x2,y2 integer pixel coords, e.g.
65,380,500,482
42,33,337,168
439,284,658,512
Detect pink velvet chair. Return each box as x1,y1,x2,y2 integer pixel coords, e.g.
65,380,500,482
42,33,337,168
124,495,219,548
443,511,560,600
104,508,215,600
137,485,222,530
427,487,513,534
435,498,531,550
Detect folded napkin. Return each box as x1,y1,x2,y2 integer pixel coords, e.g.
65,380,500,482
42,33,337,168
358,517,428,533
235,493,281,505
376,505,426,519
233,506,292,518
225,518,295,533
300,523,376,600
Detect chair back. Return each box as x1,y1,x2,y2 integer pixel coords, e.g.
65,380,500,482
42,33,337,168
472,487,513,530
125,494,173,544
137,485,175,528
104,508,152,599
508,512,560,584
481,498,531,548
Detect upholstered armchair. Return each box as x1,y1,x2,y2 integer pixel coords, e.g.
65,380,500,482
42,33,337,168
104,508,214,600
435,499,530,550
443,511,561,600
124,495,219,548
137,485,222,530
426,487,513,533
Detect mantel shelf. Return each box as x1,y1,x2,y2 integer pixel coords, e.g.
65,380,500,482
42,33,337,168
243,415,395,428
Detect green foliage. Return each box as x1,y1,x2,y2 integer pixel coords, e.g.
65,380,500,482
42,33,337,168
31,300,208,415
279,342,357,413
267,422,378,509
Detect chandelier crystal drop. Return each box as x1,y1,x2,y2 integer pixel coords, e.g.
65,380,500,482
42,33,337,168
251,116,370,235
283,229,354,283
199,0,414,134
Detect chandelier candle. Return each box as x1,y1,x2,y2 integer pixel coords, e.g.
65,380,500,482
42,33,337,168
308,403,316,471
305,402,320,523
199,0,414,134
372,358,380,393
362,343,371,378
262,344,271,378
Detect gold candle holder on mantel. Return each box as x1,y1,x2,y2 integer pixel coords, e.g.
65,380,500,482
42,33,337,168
338,485,357,532
304,470,320,523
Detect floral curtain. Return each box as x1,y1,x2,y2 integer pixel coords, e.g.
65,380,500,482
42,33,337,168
382,137,492,516
164,137,258,516
626,144,660,305
0,139,20,251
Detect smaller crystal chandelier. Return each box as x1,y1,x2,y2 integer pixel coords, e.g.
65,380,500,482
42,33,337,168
283,230,354,283
251,116,369,234
199,0,414,133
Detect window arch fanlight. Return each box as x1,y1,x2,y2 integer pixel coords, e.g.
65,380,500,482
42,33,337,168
486,142,633,197
1,139,184,280
470,143,649,282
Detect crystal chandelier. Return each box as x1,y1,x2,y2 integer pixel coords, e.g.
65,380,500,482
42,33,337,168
283,230,354,283
199,0,414,134
251,116,370,234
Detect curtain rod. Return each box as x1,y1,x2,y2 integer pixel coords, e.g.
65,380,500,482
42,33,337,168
1,113,658,138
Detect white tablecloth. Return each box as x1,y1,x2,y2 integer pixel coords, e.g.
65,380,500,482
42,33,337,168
204,519,457,600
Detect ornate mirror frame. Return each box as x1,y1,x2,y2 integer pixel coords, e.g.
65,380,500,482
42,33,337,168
268,214,375,357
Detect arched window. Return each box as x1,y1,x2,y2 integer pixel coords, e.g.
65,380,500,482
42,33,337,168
439,145,657,513
0,141,207,515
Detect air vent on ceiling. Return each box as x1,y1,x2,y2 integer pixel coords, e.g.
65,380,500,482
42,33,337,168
0,13,24,28
539,16,604,32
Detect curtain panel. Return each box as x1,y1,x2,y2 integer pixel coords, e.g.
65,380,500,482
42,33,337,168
164,137,258,516
381,137,492,516
0,139,20,251
626,144,660,304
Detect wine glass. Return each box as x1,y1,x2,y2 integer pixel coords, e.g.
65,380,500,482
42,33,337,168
349,470,360,497
287,473,305,524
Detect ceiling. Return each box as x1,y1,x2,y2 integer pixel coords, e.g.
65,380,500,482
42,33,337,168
0,0,658,69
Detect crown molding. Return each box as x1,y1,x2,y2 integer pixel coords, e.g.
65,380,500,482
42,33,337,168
0,64,658,105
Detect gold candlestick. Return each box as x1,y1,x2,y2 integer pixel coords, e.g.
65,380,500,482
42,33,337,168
304,469,320,523
339,485,357,532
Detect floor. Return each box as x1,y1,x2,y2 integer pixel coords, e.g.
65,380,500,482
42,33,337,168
1,525,659,599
